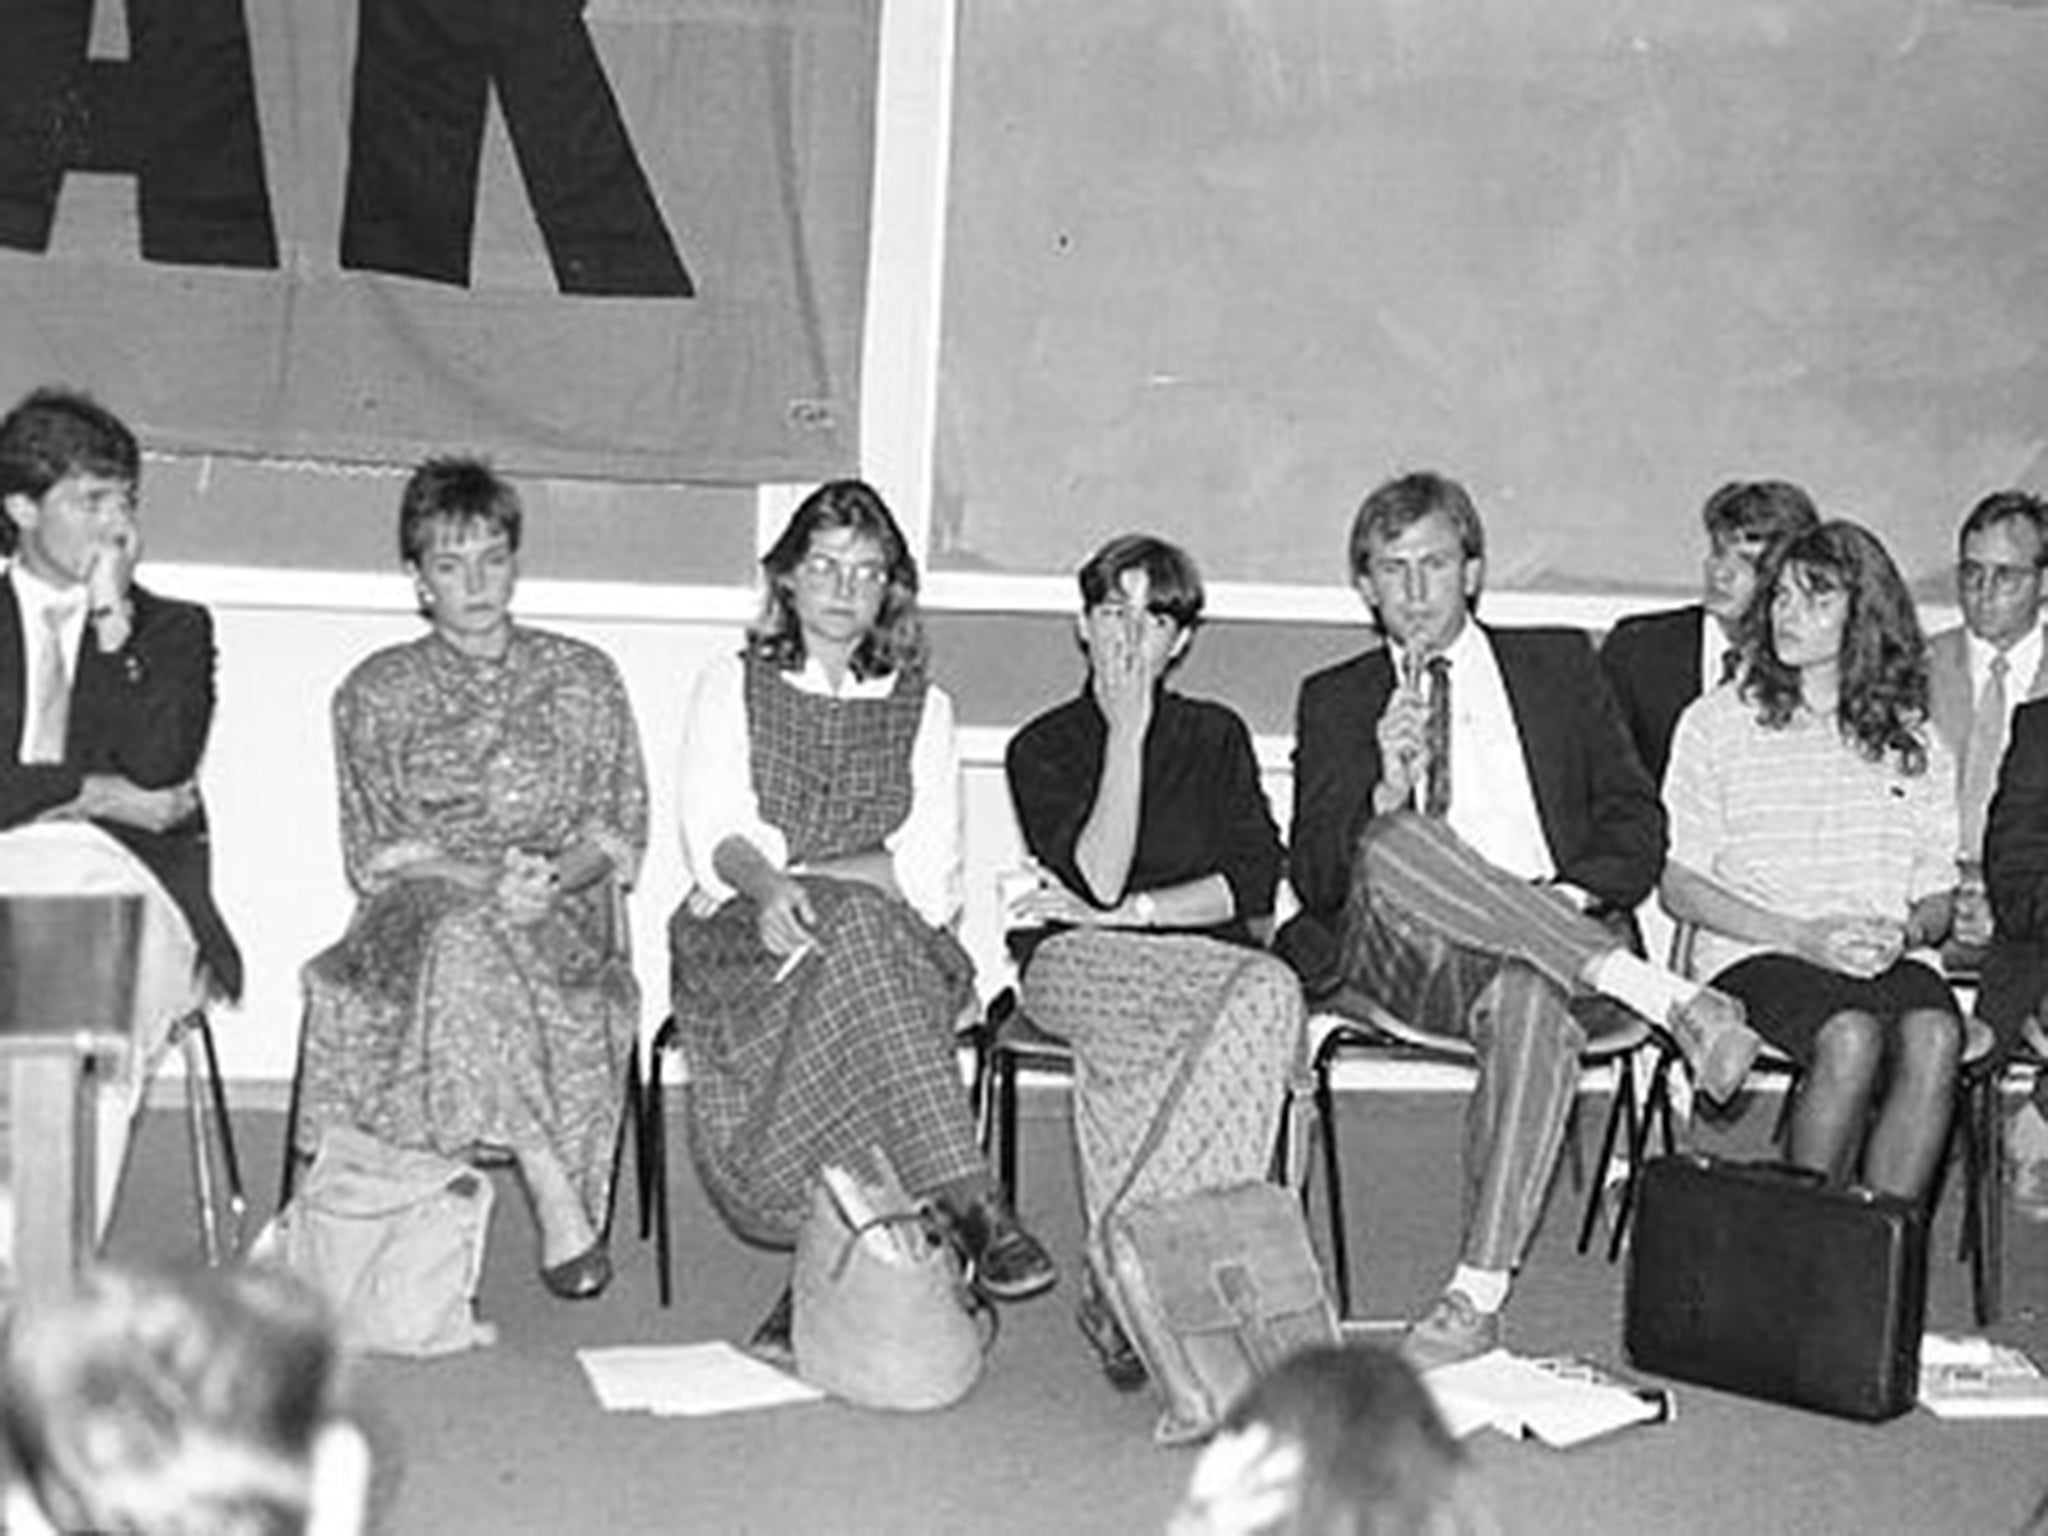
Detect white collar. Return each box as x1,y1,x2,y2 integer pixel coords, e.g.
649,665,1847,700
1968,623,2044,688
7,562,86,620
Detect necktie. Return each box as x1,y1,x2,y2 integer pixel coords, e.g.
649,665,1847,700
1961,653,2011,855
1424,655,1452,818
24,601,73,764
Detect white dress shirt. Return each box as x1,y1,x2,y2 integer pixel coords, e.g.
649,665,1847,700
8,563,88,763
1433,621,1556,883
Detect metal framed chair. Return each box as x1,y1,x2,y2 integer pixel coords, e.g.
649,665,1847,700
1305,983,1660,1320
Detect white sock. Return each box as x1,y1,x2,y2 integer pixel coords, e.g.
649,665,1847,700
1449,1265,1510,1314
1586,950,1696,1024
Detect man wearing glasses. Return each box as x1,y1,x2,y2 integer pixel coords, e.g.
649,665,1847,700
1936,492,2048,1215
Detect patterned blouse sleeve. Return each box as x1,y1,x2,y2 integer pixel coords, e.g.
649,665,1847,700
331,659,437,896
575,645,651,888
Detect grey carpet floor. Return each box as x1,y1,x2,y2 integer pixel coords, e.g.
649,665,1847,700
100,1086,2048,1536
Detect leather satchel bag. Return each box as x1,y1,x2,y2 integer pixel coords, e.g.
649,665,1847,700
1104,1178,1339,1444
792,1150,989,1412
1093,984,1338,1445
252,1125,498,1358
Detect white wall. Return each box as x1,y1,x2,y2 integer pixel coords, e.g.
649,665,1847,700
192,570,1308,1089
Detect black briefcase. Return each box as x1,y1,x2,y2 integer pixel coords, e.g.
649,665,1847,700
1623,1153,1928,1422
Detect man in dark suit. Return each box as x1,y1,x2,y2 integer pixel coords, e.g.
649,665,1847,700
1279,471,1757,1370
1598,480,1819,786
0,386,241,1232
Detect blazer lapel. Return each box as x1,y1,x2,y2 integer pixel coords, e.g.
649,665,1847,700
0,576,24,762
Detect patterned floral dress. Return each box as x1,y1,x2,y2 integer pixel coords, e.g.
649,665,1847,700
299,628,648,1226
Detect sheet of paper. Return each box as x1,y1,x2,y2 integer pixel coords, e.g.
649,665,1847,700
1918,1333,2048,1420
1424,1349,1665,1448
577,1343,825,1417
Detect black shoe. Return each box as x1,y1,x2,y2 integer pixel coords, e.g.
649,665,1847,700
1077,1289,1147,1392
539,1240,612,1301
945,1197,1057,1302
749,1287,795,1366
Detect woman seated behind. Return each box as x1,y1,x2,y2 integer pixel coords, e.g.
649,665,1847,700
671,479,1054,1352
1662,519,1961,1199
299,457,649,1300
1,1262,373,1536
1005,534,1303,1389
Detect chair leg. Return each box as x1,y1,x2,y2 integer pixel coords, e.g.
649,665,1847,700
600,1046,641,1246
1313,1044,1353,1320
1971,1065,2003,1327
1606,1043,1679,1262
1576,1053,1636,1257
188,1011,247,1251
995,1049,1020,1203
648,1021,675,1309
278,1014,310,1209
170,1011,246,1265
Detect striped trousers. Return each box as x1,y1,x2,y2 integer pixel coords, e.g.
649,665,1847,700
1342,812,1638,1271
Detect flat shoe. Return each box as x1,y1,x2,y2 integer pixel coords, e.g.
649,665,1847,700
540,1241,612,1300
1076,1291,1147,1392
943,1197,1058,1302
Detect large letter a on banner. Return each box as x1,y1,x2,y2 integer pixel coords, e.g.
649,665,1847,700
0,0,277,267
342,0,692,296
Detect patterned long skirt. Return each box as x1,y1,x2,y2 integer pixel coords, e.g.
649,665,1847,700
1018,930,1305,1276
299,879,636,1227
670,880,980,1247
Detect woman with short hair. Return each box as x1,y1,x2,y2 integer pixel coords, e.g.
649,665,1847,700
1006,533,1302,1389
299,457,649,1300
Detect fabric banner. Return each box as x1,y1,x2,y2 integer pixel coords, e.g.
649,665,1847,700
0,0,878,483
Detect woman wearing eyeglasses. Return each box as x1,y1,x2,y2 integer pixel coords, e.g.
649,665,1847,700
1661,519,1961,1201
671,480,1055,1357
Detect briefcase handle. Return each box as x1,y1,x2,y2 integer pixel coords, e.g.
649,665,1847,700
1665,1152,1825,1187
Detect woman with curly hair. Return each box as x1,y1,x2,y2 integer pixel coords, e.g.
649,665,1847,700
1661,519,1962,1198
671,480,1054,1356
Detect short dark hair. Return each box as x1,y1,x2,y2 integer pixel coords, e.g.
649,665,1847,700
1076,533,1205,631
398,456,523,566
1174,1344,1485,1536
0,387,140,556
1957,489,2048,562
1699,480,1820,548
1347,472,1485,580
0,1263,347,1536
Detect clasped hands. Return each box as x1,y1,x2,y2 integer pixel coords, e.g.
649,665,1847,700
49,774,199,833
1005,864,1143,929
1797,914,1908,979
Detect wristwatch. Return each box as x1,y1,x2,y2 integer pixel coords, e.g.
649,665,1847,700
1133,892,1158,928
